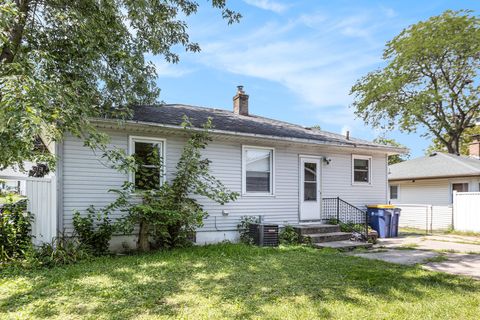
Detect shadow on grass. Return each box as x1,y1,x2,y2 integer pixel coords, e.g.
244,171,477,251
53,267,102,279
1,244,479,319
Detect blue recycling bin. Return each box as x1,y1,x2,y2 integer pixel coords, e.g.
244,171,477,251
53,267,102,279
367,205,394,238
390,208,401,237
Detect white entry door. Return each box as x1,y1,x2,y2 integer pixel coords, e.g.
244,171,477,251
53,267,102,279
300,157,321,221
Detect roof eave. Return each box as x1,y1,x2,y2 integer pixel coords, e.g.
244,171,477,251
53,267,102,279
92,118,406,154
389,173,480,181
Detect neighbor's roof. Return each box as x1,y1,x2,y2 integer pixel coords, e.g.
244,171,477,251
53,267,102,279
389,152,480,181
114,104,406,153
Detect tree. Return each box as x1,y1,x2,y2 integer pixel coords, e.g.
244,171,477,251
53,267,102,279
0,0,240,170
373,137,410,165
426,125,480,155
351,10,480,155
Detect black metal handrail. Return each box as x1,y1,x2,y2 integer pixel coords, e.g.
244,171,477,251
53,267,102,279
322,197,368,240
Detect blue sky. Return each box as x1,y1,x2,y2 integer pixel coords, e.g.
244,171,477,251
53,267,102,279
151,0,480,158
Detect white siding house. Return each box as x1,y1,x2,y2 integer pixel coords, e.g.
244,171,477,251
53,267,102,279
54,88,404,248
389,152,480,206
389,152,480,230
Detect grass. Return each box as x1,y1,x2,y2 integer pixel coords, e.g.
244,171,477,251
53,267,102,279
1,244,480,320
398,243,420,250
423,255,449,264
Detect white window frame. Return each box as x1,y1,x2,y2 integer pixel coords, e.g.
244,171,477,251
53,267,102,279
128,136,166,189
352,154,372,185
389,184,399,200
242,145,275,196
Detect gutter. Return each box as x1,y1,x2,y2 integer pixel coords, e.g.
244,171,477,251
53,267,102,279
389,173,480,182
92,119,408,155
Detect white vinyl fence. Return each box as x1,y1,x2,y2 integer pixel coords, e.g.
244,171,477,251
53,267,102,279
396,204,453,232
0,175,57,245
453,191,480,232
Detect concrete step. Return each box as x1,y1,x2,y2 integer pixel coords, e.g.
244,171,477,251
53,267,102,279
293,224,340,235
314,240,373,251
305,232,352,243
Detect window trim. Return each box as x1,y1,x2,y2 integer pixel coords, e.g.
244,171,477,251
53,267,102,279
352,154,372,185
241,145,275,196
389,184,399,200
128,136,166,189
450,181,469,202
451,182,469,193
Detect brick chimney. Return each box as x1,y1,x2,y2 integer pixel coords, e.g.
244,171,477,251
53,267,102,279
469,134,480,159
233,85,249,116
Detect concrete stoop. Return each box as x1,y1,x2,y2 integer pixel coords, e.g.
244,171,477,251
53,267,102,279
293,224,371,251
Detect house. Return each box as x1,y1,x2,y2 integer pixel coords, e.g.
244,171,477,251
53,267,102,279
388,140,480,231
53,86,404,247
388,147,480,206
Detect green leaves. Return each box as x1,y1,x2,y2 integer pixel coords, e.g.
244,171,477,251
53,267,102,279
373,137,410,165
0,0,240,169
114,118,238,250
351,10,480,154
0,199,33,262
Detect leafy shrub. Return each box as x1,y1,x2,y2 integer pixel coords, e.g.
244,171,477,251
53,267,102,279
116,117,238,251
237,216,259,245
30,234,90,268
73,206,115,256
326,218,339,225
338,222,366,234
0,200,33,262
279,225,301,245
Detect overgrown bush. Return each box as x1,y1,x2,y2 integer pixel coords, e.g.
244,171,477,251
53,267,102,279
73,206,115,256
116,117,238,251
237,216,259,245
279,225,301,245
29,234,90,268
0,200,33,262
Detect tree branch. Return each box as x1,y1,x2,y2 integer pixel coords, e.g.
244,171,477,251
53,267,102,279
0,0,30,64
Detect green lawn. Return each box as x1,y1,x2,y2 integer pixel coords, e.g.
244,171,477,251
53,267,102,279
1,244,480,320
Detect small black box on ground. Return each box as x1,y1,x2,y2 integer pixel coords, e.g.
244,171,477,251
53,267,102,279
248,223,279,247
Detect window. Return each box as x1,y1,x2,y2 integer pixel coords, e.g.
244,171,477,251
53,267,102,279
352,155,371,184
242,146,274,195
129,136,165,190
304,162,317,201
390,185,399,200
452,183,469,193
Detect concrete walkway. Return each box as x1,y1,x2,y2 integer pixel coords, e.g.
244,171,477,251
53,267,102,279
351,233,480,280
354,249,438,265
377,234,480,253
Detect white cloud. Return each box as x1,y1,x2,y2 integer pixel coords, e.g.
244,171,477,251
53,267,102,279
243,0,288,14
198,12,384,107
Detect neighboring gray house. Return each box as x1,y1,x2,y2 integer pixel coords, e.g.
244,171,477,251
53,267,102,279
56,87,404,247
389,152,480,206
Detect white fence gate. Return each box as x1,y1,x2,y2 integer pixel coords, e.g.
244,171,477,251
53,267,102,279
453,191,480,232
1,175,57,245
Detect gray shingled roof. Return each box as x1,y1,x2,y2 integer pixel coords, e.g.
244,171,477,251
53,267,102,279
389,152,480,180
129,104,405,152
